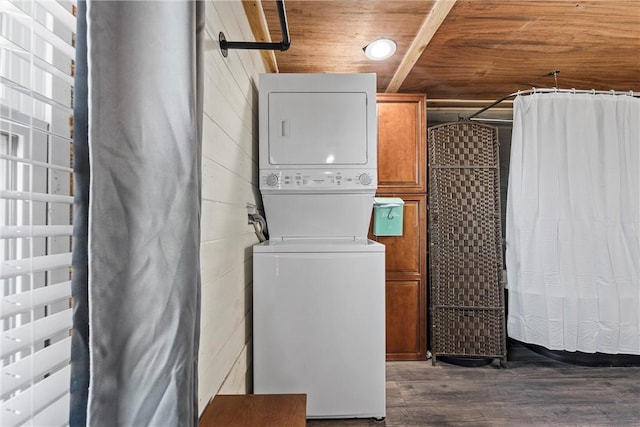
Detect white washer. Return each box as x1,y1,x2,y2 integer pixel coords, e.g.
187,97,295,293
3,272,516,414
253,238,385,419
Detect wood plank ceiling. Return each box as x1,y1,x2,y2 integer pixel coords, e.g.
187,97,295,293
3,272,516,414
258,0,640,102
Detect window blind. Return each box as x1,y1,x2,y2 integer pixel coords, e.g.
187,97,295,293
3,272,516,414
1,1,76,425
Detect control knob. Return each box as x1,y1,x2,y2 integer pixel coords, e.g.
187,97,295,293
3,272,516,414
265,173,279,186
358,173,372,186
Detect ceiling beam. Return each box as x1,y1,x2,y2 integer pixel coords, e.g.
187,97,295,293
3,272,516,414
242,0,279,73
385,0,457,93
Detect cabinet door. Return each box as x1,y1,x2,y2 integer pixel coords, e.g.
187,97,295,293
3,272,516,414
374,196,425,277
385,278,426,360
371,194,427,360
376,94,426,193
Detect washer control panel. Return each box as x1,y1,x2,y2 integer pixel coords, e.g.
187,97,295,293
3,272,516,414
260,170,377,191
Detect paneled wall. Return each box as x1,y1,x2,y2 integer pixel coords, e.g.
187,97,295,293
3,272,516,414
199,1,265,414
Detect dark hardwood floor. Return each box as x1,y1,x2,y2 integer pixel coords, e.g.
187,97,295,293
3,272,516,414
307,343,640,427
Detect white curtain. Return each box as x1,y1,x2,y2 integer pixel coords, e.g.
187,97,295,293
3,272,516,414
506,93,640,354
70,1,204,425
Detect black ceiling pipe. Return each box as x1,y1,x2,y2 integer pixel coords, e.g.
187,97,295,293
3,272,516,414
219,0,290,58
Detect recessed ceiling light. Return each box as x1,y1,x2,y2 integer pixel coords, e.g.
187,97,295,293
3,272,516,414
363,38,397,61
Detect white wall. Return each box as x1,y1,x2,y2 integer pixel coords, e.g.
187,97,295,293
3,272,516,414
198,0,265,414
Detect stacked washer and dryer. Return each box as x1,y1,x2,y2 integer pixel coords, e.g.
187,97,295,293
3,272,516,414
253,73,385,419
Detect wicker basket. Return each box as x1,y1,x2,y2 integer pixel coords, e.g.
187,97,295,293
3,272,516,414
428,121,506,365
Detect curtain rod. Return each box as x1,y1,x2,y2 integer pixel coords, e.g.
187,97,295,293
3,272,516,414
219,0,290,57
467,88,638,120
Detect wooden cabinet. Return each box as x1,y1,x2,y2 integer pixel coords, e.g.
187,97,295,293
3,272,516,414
372,94,427,361
372,195,427,360
376,94,427,194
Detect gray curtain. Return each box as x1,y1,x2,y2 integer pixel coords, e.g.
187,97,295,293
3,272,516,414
71,1,204,425
69,1,90,425
69,1,90,427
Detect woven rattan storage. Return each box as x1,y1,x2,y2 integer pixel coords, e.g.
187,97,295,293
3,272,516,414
428,122,506,366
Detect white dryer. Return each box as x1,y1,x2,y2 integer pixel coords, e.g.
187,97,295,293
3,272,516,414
253,73,385,419
258,73,378,239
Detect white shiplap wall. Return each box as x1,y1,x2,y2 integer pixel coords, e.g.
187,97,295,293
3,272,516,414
199,0,265,414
